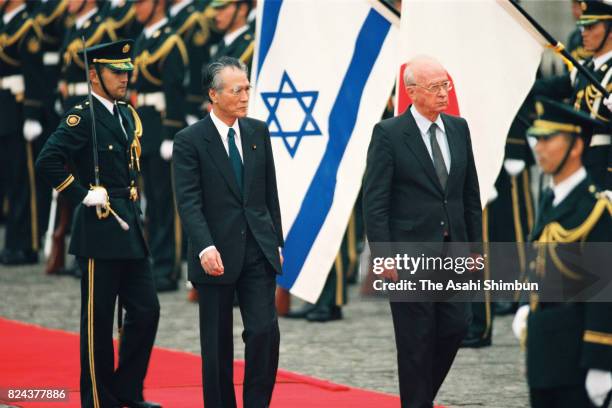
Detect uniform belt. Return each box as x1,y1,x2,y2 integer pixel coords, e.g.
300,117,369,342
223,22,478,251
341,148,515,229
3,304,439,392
136,92,165,112
43,52,60,66
590,134,611,147
108,187,139,201
67,82,89,96
0,75,24,95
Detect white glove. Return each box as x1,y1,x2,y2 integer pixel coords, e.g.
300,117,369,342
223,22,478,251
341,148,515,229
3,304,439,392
487,186,498,204
185,114,199,126
504,159,526,177
82,188,108,207
160,139,173,161
23,119,43,142
512,304,530,340
604,96,612,113
586,369,612,407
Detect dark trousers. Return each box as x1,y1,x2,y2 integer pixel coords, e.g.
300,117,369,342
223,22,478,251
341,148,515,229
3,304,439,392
77,257,160,408
141,154,181,286
195,232,280,408
530,385,608,408
390,301,470,408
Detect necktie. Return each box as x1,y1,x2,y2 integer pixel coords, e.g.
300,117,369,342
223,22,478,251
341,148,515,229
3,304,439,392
429,123,448,188
227,128,243,193
113,104,128,140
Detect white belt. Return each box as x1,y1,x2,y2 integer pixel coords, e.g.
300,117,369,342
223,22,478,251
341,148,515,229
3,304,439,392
137,92,166,112
0,75,24,95
591,134,611,147
67,82,89,96
43,52,60,66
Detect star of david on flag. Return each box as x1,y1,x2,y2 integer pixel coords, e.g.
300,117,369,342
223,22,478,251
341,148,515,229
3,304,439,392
261,71,322,157
250,0,399,303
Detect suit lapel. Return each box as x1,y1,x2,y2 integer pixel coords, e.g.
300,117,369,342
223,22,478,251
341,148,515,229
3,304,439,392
239,118,256,202
203,116,243,201
403,108,444,194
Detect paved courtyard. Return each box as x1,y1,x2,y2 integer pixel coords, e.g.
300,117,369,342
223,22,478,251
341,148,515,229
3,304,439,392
0,232,529,407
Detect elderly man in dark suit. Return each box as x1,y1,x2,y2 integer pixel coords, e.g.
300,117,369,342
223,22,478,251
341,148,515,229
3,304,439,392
363,56,482,408
173,56,283,408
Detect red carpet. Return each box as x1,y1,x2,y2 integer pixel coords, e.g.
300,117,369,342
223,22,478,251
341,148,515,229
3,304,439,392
0,318,410,407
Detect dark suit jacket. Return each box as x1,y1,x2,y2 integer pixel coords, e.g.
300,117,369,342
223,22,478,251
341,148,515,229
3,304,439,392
363,107,482,247
173,114,284,284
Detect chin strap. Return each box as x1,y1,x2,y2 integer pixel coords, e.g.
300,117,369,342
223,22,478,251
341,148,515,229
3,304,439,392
552,135,578,176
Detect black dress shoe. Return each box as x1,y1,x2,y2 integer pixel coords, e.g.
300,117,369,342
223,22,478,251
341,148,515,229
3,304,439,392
285,303,315,319
460,334,492,348
120,400,162,408
306,305,342,322
1,249,38,265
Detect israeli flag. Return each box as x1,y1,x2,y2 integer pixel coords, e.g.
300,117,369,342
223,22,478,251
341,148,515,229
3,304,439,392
250,0,399,302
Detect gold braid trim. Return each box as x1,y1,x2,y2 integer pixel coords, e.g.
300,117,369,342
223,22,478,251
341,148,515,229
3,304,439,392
35,0,68,27
239,41,254,65
108,5,135,30
546,42,574,71
584,330,612,346
64,22,117,69
133,34,189,86
127,105,142,171
0,18,43,67
585,84,611,122
538,197,612,280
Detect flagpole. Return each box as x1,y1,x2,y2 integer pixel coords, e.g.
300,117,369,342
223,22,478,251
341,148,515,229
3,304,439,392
509,0,610,99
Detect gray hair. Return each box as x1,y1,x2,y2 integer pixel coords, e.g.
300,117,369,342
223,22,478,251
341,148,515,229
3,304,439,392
403,55,444,87
202,56,248,101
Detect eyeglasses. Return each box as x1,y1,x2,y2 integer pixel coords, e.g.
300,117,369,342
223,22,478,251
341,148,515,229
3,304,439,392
225,85,251,96
411,80,453,94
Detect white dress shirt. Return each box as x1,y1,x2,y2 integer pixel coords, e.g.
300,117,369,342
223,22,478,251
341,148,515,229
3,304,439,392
210,109,243,162
593,50,612,71
75,7,98,30
143,18,168,39
169,0,193,17
551,166,587,207
3,4,26,24
410,105,451,173
223,24,250,47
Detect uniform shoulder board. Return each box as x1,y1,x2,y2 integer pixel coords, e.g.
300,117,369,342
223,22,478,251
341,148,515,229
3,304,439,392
117,100,127,105
74,104,83,110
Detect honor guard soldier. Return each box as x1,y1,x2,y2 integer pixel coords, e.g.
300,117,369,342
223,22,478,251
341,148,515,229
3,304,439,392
512,98,612,408
60,0,117,110
133,0,188,291
0,0,50,264
210,0,254,71
532,0,612,190
169,0,216,122
36,40,161,408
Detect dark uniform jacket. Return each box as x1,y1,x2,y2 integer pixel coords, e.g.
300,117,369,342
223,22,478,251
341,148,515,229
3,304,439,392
212,24,254,72
107,2,142,41
132,23,188,155
532,57,612,189
60,8,116,108
36,97,148,259
173,114,284,285
169,1,214,117
527,176,612,389
0,5,44,137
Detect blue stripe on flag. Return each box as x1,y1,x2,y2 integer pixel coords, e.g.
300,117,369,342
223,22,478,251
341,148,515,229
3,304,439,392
278,9,391,289
257,0,283,81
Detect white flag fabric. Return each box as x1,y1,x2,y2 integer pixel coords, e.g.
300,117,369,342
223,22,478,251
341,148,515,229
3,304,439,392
250,0,399,302
400,0,548,206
